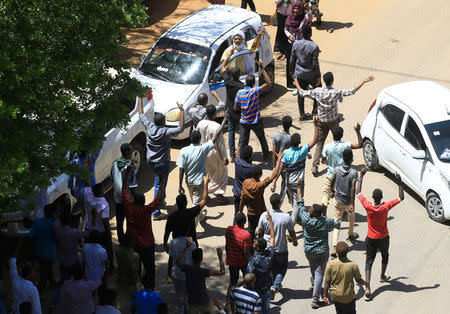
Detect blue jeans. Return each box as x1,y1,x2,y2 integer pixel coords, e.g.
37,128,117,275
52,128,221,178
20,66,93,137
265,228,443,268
260,289,271,314
305,251,329,302
271,251,288,291
150,160,170,217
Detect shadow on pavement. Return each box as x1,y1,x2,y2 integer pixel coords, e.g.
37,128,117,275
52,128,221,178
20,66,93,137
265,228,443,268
272,287,314,307
316,21,353,33
370,276,440,299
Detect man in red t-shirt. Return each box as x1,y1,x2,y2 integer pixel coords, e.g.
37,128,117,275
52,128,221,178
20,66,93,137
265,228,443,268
356,167,404,301
122,167,164,291
225,212,252,304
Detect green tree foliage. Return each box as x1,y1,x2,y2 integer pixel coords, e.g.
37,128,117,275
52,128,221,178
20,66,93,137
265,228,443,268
0,0,148,211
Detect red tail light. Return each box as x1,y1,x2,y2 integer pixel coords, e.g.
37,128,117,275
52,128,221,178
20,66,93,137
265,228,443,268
368,98,377,112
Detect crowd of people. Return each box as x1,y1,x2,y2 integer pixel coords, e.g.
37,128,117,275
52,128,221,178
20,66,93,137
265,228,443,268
0,1,406,314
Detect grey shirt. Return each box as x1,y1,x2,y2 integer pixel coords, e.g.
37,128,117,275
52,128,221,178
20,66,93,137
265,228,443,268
139,114,183,163
272,131,291,154
334,165,358,205
290,39,320,82
188,101,225,128
257,209,294,253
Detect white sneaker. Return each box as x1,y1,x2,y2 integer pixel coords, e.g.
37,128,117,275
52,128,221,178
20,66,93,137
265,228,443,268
292,88,298,96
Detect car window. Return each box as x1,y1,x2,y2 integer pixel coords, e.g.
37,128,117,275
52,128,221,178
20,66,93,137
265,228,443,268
243,27,257,41
404,116,426,150
209,41,229,79
424,120,450,163
380,104,405,132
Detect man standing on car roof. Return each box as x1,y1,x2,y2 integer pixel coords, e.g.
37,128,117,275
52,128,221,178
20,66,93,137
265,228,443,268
138,97,185,221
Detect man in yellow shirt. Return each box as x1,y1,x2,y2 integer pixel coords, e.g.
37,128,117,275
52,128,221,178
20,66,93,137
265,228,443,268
323,242,367,313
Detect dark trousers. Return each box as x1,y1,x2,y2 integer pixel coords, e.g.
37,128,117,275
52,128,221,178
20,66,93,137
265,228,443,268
115,203,125,243
312,120,340,168
274,12,288,54
285,43,294,88
229,266,247,288
238,121,269,157
241,0,256,11
334,298,356,314
228,114,240,159
233,195,241,225
101,231,114,269
37,257,54,292
296,77,319,115
247,213,261,242
271,251,289,290
135,244,156,290
365,236,390,271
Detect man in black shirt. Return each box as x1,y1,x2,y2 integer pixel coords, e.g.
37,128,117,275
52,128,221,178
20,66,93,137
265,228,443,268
221,51,244,163
164,176,209,282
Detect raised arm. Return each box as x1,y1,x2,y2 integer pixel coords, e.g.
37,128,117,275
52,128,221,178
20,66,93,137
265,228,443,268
258,59,272,92
270,162,284,193
177,102,185,130
250,28,265,52
210,248,226,276
266,212,275,248
268,151,284,182
351,123,363,149
211,90,223,104
220,47,234,74
353,75,374,93
356,167,368,195
138,97,144,114
212,111,229,144
395,173,404,201
307,116,319,148
198,175,210,209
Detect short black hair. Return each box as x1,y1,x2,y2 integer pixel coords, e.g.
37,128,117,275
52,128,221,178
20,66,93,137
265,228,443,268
240,145,253,162
192,248,203,264
255,237,267,251
245,74,256,87
282,116,292,132
251,166,263,179
121,232,134,247
270,193,281,209
336,241,349,256
176,194,187,210
342,149,353,165
120,143,132,156
134,192,145,206
323,72,334,86
302,24,312,39
231,67,241,80
235,212,247,226
372,188,383,200
312,204,325,216
197,93,208,106
19,302,32,314
291,133,301,147
331,126,344,141
206,104,216,119
89,230,103,244
43,204,54,219
190,130,201,144
93,183,103,197
154,113,165,126
20,261,33,279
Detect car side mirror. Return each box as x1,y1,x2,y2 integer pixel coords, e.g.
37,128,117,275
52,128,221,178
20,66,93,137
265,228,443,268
412,150,426,159
209,71,222,83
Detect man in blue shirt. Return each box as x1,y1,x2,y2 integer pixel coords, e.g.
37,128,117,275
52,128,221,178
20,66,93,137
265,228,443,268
295,179,340,309
138,97,185,220
29,204,56,293
232,145,254,219
130,290,167,314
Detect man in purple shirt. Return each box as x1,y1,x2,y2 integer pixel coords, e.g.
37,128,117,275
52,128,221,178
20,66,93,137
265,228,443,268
232,145,254,220
138,97,185,220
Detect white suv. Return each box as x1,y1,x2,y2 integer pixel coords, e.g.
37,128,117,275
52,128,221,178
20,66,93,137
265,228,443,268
361,81,450,222
130,4,275,139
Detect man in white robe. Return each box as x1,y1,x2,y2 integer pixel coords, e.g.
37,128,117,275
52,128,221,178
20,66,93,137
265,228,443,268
197,105,229,204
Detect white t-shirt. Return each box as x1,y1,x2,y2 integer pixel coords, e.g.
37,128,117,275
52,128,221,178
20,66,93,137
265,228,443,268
84,187,110,232
83,243,107,281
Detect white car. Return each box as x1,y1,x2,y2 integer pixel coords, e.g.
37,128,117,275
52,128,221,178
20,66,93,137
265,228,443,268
361,81,450,222
130,4,275,139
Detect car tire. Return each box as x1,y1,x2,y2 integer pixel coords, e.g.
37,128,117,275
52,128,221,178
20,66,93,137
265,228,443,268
363,139,380,169
131,142,145,177
426,192,445,222
260,64,274,94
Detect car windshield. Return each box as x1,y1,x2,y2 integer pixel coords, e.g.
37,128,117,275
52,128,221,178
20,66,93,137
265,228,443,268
139,38,211,85
424,120,450,163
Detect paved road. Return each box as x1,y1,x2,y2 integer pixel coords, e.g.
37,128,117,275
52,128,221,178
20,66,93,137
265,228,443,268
114,0,450,313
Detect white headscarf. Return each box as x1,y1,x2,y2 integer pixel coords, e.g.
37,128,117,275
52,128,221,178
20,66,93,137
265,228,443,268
233,31,254,73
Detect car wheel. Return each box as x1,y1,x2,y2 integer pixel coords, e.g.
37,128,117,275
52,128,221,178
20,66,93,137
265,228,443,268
426,192,445,222
260,64,274,94
363,139,380,169
131,142,145,176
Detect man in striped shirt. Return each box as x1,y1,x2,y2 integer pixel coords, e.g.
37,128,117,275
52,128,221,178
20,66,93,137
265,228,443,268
234,59,272,161
230,273,262,314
